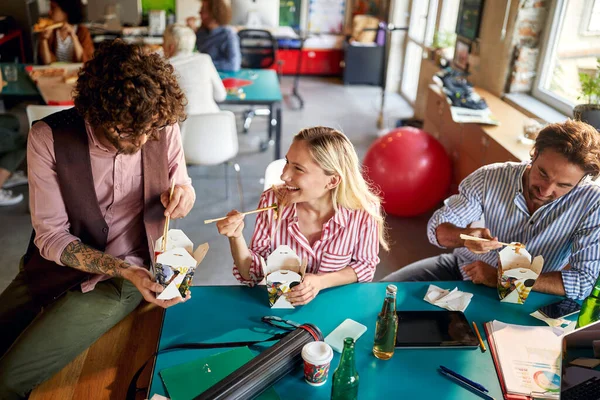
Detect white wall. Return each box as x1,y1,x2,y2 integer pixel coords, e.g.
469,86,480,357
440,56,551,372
176,0,200,25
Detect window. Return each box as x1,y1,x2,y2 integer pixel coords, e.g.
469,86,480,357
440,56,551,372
533,0,600,115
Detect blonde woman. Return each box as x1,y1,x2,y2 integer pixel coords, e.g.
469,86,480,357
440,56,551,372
163,24,226,115
217,127,388,305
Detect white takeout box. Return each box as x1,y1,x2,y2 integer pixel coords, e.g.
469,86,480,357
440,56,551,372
153,229,209,300
261,245,307,309
497,245,544,304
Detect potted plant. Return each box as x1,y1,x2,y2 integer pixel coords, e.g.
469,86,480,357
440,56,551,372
574,58,600,130
430,31,456,66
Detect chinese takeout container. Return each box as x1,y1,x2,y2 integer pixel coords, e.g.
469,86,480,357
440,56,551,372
497,245,543,304
260,245,307,309
152,229,209,300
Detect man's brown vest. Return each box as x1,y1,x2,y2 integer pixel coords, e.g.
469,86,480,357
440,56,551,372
23,108,168,307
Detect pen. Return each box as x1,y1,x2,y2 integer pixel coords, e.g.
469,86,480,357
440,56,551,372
439,369,496,400
472,321,487,352
439,365,488,392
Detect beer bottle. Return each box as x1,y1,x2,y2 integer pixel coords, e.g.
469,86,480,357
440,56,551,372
331,337,359,400
373,284,398,360
576,277,600,328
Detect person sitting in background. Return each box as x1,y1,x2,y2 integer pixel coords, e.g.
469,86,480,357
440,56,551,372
186,0,241,71
216,127,388,305
38,0,94,65
382,120,600,301
163,24,226,115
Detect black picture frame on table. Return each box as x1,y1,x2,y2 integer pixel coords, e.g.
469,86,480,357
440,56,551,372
453,39,471,72
455,0,485,41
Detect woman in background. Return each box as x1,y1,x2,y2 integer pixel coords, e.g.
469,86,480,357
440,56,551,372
216,127,389,305
186,0,241,71
163,24,226,115
38,0,94,65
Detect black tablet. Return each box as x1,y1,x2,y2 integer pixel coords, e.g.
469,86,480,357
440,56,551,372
395,310,480,349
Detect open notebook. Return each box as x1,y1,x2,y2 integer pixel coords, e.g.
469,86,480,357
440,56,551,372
484,320,563,399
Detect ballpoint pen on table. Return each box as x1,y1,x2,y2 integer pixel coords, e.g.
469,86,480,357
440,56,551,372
439,367,495,400
440,365,488,392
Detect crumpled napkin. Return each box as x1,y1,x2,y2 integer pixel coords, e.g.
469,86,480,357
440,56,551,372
424,284,473,312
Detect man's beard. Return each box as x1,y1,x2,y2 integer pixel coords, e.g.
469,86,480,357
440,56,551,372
106,134,143,155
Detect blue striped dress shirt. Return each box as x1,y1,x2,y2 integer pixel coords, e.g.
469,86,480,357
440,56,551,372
427,162,600,299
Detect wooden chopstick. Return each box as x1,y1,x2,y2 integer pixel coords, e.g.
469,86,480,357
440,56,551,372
204,204,277,224
161,181,176,252
459,234,524,249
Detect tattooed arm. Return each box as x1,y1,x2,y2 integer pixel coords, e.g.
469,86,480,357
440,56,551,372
60,241,131,276
60,240,190,308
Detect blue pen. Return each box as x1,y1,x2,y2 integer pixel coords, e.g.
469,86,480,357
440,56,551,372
439,369,496,400
440,365,489,392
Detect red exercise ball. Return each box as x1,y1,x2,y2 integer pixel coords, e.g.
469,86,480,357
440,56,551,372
363,127,452,217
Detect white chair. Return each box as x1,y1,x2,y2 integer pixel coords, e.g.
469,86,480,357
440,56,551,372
26,105,73,128
263,158,286,191
181,111,243,205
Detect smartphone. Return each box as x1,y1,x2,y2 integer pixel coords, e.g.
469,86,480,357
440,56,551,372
324,319,367,353
537,298,581,319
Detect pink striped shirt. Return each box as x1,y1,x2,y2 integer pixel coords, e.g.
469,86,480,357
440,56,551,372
233,188,380,286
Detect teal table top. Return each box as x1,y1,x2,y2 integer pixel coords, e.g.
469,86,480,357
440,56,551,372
149,282,567,399
0,63,40,98
219,69,282,104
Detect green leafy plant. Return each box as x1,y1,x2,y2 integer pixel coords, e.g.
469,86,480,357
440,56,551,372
432,31,456,50
578,58,600,105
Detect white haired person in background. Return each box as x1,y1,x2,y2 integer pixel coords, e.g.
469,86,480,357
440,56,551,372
163,24,226,115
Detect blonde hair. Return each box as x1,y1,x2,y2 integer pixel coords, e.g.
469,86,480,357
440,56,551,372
293,126,389,250
164,24,197,55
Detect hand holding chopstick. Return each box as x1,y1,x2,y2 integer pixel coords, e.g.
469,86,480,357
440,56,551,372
204,203,278,224
460,234,524,250
161,181,176,252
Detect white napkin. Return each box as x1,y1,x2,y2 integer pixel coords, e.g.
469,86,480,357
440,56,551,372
424,284,473,312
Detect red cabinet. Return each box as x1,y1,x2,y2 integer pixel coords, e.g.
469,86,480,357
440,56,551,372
275,49,343,76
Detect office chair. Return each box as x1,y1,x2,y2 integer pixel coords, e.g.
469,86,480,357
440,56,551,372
238,29,280,134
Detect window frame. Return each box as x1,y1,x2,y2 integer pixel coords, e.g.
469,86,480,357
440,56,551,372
531,0,574,117
581,0,600,36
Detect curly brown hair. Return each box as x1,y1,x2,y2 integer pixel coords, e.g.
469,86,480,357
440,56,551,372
203,0,232,25
533,119,600,178
73,39,187,140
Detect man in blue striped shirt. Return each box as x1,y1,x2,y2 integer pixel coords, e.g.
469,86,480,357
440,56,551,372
384,120,600,300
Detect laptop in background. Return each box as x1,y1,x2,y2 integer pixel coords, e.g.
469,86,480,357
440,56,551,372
560,320,600,400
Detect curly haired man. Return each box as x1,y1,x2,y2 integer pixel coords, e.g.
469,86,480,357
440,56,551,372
0,40,195,398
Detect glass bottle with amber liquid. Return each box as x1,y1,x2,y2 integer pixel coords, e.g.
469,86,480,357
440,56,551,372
373,284,398,360
576,277,600,328
331,337,359,400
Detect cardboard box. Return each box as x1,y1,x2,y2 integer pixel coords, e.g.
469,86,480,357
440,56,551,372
497,245,544,304
261,245,307,309
153,229,209,300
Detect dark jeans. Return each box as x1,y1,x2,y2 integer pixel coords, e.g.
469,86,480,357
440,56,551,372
0,114,26,173
381,253,464,282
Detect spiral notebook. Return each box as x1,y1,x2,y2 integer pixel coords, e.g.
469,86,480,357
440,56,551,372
484,321,562,400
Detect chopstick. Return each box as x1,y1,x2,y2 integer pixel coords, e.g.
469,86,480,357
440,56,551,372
459,234,524,249
204,204,277,224
161,181,176,252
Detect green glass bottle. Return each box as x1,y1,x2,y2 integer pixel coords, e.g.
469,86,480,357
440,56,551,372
576,278,600,329
373,284,398,360
331,338,359,400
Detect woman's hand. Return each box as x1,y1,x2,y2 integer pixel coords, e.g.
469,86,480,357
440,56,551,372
286,274,323,306
216,210,245,238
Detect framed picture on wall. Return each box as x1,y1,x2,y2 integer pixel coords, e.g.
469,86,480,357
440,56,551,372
456,0,485,41
453,39,471,71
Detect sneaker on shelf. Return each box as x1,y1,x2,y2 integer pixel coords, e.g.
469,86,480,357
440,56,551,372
0,189,23,206
3,171,28,189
